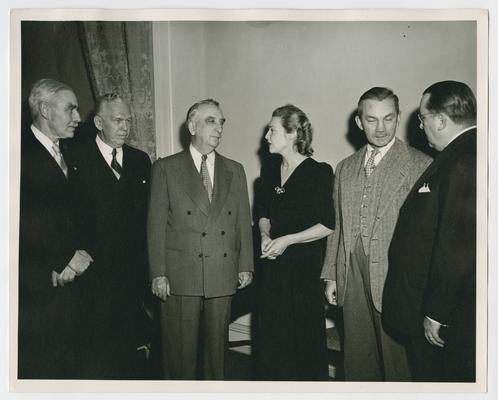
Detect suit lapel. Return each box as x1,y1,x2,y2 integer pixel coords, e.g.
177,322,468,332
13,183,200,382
207,152,233,225
375,139,411,221
176,150,210,216
90,139,120,183
30,131,68,183
341,147,366,254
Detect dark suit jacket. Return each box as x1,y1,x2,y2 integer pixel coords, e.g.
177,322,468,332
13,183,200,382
383,129,476,335
19,130,80,305
147,150,254,298
18,128,81,378
68,138,151,363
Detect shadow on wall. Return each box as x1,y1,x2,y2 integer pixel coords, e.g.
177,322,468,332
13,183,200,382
405,110,438,158
179,121,191,151
345,110,367,152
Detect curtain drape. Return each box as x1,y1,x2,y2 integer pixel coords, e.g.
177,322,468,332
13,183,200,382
79,21,156,160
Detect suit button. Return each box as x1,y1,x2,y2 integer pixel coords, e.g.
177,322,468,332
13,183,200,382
202,232,206,237
228,211,232,215
198,253,203,258
187,211,191,215
224,253,227,257
221,231,225,235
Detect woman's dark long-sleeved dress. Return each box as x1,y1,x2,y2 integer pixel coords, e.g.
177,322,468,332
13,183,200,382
255,157,335,380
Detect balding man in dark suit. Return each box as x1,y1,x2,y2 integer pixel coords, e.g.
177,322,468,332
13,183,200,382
69,93,151,379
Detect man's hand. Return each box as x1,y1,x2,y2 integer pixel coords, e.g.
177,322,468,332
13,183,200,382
325,280,337,305
152,276,170,301
68,249,94,276
51,266,76,287
238,271,253,289
424,316,445,347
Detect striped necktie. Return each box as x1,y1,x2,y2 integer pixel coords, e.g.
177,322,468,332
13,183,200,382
52,143,68,178
364,148,380,177
111,148,123,178
200,154,213,202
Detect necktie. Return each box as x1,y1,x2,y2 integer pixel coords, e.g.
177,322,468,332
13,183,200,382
364,148,380,177
52,143,68,178
200,154,213,202
111,148,123,178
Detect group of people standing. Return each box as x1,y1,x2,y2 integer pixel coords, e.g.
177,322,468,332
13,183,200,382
18,77,476,383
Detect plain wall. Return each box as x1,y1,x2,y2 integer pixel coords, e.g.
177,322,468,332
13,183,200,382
153,21,476,206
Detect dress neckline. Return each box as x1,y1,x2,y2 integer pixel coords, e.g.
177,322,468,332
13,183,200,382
279,157,311,187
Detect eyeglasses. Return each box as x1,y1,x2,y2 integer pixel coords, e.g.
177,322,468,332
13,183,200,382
417,112,435,124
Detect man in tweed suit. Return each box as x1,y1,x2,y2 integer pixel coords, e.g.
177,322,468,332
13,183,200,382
321,87,431,381
147,99,253,380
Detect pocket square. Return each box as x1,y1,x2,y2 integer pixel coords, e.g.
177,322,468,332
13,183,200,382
418,183,430,193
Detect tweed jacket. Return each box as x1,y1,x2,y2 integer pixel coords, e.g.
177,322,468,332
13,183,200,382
321,138,431,312
147,150,254,298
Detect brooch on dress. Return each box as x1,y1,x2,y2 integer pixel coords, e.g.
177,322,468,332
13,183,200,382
274,186,285,195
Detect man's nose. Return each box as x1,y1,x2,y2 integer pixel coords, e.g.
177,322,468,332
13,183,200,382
376,120,385,131
265,130,270,140
120,120,130,131
73,109,81,123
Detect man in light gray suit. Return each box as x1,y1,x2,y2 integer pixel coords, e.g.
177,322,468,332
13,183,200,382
147,99,254,380
321,87,431,381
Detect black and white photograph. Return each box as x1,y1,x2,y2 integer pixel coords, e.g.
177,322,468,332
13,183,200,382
5,4,494,397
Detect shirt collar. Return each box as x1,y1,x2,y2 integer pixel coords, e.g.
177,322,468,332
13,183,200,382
190,144,215,165
31,124,58,153
96,133,122,155
447,125,477,146
366,136,396,159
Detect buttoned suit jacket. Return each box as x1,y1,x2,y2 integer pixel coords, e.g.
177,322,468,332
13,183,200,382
321,138,431,312
67,138,151,377
147,150,254,298
68,138,151,348
383,129,476,335
18,128,81,378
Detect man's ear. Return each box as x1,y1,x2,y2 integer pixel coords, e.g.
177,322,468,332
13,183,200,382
354,115,364,131
39,101,50,120
94,115,103,131
436,113,447,131
188,120,196,136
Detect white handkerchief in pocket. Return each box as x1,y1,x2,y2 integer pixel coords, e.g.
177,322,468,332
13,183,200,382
418,183,430,193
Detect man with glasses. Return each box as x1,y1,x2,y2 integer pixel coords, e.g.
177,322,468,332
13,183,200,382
383,81,477,382
321,87,431,381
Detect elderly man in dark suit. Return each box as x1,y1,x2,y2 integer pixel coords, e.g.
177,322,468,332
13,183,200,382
383,81,477,382
321,87,431,381
19,78,93,378
69,93,151,379
147,98,254,380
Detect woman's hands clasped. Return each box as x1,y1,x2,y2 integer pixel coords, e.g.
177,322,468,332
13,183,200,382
260,234,290,260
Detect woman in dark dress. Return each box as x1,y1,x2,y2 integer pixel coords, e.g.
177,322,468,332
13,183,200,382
255,104,335,380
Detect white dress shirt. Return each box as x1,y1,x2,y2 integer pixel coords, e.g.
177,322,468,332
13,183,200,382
31,124,60,156
96,134,123,178
190,144,215,187
363,137,396,167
